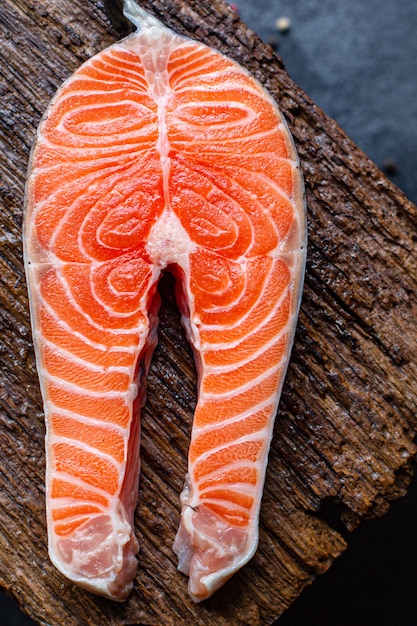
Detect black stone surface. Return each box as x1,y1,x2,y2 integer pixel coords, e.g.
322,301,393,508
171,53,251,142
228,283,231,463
3,1,416,624
238,0,417,204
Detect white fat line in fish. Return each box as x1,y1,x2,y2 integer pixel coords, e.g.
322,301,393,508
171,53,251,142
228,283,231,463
193,386,282,424
88,277,153,307
42,178,138,257
44,407,129,435
48,148,155,178
56,106,157,140
49,499,107,515
181,165,296,253
174,154,292,176
167,63,240,91
188,429,270,467
196,320,294,362
191,398,275,437
170,186,239,237
55,269,148,334
35,116,155,153
37,301,140,354
198,481,259,499
84,183,134,217
42,52,144,107
184,157,292,205
165,42,231,71
173,99,257,125
173,76,276,102
45,372,138,400
33,137,155,166
197,496,255,515
171,137,291,158
179,173,243,216
52,126,157,151
49,512,105,528
27,158,117,191
201,335,287,374
204,162,301,222
199,360,285,400
183,147,293,162
192,457,269,490
185,166,297,208
73,68,148,91
56,88,156,112
49,434,126,468
171,126,284,148
167,50,246,78
47,470,122,503
192,154,296,184
200,332,294,376
28,161,148,203
83,194,158,259
88,266,157,317
77,63,148,91
195,282,291,335
173,106,257,131
96,276,153,300
41,336,133,374
83,61,148,89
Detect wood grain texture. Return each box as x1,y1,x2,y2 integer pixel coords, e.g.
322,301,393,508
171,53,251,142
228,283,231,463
0,0,416,624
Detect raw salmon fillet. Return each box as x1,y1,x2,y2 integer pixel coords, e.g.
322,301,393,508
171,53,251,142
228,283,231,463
24,0,306,602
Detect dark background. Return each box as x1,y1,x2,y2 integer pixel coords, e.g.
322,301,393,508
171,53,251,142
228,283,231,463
2,0,416,624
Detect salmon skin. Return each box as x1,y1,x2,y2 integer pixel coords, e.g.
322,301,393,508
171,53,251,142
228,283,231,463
24,0,306,602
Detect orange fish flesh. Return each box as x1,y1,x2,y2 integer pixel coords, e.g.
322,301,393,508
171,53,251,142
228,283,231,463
24,0,306,602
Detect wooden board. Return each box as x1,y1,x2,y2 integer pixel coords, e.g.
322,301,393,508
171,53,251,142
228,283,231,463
0,1,416,624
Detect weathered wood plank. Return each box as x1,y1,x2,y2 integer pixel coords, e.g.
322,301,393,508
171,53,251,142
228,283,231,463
0,1,416,624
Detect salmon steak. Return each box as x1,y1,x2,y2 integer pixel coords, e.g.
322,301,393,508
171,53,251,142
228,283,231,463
24,0,306,603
